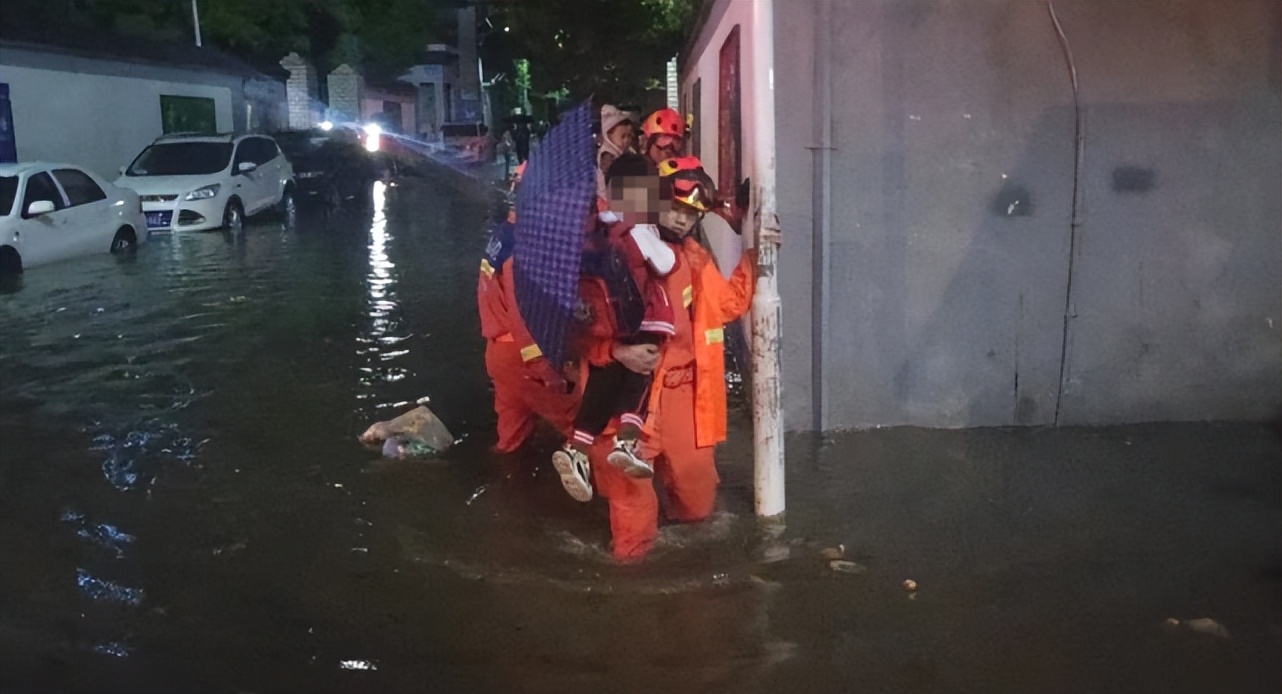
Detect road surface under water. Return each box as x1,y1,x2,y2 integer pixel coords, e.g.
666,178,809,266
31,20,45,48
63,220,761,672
0,170,1278,694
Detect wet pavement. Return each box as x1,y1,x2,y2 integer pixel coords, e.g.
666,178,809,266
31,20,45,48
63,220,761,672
0,169,1278,694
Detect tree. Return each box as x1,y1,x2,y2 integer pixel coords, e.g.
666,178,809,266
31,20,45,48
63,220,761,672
487,0,702,106
1,0,446,80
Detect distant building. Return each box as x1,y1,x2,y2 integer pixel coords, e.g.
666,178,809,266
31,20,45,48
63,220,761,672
362,80,417,135
0,22,286,178
400,44,463,140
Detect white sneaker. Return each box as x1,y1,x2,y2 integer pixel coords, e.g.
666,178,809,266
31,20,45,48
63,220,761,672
607,437,654,479
551,445,593,502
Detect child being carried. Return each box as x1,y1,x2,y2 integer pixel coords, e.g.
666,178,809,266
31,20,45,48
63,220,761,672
552,154,674,502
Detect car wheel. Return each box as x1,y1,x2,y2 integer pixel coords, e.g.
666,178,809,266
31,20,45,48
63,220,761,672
324,185,342,214
279,189,297,227
110,226,137,253
223,199,245,233
0,246,22,276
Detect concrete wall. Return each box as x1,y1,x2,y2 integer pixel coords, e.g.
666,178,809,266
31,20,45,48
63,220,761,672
1049,1,1282,425
0,60,233,179
684,0,1281,431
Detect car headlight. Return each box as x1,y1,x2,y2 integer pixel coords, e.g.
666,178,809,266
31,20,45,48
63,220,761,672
184,184,221,201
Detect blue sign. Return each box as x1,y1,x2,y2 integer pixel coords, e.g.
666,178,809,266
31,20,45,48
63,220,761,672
0,84,15,163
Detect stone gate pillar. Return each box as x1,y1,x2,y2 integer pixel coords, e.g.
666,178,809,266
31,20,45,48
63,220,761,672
279,52,319,130
327,64,365,124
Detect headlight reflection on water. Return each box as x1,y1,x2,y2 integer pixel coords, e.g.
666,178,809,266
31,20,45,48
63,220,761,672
357,181,413,402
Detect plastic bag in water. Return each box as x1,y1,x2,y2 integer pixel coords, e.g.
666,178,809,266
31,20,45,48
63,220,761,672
361,405,453,459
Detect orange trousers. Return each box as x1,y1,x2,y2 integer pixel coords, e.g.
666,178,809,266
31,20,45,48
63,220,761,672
588,377,719,560
485,340,579,453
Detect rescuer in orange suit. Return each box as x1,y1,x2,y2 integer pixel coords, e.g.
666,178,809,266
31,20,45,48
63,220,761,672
477,164,580,453
581,156,756,561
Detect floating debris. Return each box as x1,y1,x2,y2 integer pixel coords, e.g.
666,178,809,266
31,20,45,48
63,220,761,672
903,579,918,592
339,660,377,671
829,560,867,575
212,541,247,557
465,484,489,506
1184,618,1230,639
361,405,454,457
819,544,845,561
759,544,791,563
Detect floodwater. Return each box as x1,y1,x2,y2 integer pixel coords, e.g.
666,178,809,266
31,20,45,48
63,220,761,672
0,169,1278,694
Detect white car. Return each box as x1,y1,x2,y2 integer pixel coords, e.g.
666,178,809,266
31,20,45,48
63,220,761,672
115,133,295,233
0,162,148,275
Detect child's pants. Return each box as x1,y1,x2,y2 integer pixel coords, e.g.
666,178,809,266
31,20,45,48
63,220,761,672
571,362,651,446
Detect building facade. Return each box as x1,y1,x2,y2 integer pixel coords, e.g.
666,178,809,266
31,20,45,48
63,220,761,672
1,38,285,179
682,0,1281,431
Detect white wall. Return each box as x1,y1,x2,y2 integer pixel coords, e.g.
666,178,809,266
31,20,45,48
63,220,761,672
4,65,233,179
681,0,759,278
682,0,758,191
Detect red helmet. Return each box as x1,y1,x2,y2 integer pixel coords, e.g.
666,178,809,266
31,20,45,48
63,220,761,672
659,156,717,213
657,155,703,178
641,108,685,140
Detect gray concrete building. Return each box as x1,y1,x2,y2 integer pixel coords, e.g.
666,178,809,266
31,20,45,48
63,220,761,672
682,0,1281,431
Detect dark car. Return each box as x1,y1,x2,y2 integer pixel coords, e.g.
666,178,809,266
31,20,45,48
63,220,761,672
273,128,378,209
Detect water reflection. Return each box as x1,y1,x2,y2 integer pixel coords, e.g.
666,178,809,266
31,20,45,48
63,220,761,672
355,181,416,412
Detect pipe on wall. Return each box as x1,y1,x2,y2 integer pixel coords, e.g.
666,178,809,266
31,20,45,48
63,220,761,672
809,0,833,432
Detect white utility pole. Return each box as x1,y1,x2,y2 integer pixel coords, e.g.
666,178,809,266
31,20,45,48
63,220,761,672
750,0,784,518
191,0,203,47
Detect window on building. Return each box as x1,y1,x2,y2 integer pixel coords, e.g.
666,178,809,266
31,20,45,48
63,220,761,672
22,172,65,217
160,95,217,134
718,27,742,199
53,169,107,207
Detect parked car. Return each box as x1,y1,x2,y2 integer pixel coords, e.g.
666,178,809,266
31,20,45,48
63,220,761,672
115,133,294,233
0,162,147,275
273,127,378,209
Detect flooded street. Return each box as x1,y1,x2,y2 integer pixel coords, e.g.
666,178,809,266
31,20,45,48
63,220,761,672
1,169,1278,694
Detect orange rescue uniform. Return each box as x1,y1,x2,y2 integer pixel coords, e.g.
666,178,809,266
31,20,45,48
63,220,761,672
587,237,755,560
477,255,579,452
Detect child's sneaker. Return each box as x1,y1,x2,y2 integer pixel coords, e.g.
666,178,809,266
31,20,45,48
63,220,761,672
551,445,593,502
607,436,654,479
